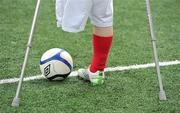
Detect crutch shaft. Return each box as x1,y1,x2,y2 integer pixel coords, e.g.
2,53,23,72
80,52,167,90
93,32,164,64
12,0,42,107
145,0,166,100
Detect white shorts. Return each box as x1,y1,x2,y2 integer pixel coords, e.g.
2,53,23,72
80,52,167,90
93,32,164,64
56,0,113,33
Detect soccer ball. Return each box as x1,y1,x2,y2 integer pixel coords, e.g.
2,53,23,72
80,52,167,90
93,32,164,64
40,48,73,81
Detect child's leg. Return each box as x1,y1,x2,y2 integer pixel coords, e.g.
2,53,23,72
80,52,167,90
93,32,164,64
93,26,113,37
89,0,113,73
78,26,113,85
90,26,113,73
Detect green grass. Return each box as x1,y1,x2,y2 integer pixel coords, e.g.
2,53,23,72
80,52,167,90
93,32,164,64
0,0,180,112
1,66,180,113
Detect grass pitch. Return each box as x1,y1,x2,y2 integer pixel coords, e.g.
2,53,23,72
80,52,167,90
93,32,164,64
0,0,180,112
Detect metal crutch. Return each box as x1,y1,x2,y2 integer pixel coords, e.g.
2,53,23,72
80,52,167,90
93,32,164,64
145,0,167,100
11,0,42,107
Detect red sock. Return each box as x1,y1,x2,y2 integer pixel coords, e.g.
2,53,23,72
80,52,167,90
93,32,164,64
90,34,113,73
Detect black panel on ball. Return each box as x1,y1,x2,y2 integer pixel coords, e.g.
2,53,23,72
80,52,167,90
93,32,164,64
47,72,71,81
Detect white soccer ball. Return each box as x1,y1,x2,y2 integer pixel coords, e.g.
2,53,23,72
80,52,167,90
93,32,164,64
40,48,73,81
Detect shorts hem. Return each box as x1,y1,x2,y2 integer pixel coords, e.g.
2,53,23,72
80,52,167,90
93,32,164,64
62,26,84,33
92,22,113,27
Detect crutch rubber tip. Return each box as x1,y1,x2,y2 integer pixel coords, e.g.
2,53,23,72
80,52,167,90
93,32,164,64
159,90,167,100
11,97,20,107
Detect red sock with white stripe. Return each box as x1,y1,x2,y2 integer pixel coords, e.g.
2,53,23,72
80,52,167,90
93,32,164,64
90,34,113,73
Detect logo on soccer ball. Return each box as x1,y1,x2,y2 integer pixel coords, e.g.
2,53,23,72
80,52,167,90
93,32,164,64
44,64,51,76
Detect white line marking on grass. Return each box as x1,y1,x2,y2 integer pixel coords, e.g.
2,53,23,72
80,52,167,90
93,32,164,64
0,60,180,85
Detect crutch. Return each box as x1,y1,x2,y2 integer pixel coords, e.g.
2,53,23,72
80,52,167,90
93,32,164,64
145,0,167,100
11,0,42,107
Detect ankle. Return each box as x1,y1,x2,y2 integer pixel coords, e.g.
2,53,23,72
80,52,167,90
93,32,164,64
89,65,104,73
88,68,98,75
